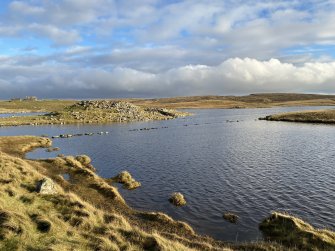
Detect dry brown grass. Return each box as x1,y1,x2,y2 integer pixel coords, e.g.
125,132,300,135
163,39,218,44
112,171,141,190
260,212,335,251
0,136,51,157
131,93,335,109
0,99,76,113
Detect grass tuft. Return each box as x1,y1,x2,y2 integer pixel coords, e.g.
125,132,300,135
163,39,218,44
260,212,335,251
113,171,141,190
169,192,187,206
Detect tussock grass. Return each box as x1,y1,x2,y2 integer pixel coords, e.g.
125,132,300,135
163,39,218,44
169,192,187,206
260,212,335,251
75,155,91,165
112,171,141,190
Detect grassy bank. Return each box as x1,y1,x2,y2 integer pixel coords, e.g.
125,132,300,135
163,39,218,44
0,136,334,250
260,212,335,251
260,109,335,123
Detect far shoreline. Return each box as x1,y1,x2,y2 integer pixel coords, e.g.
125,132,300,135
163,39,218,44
260,109,335,124
1,93,335,113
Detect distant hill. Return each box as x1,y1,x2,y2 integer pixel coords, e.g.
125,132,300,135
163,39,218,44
1,93,335,112
132,93,335,109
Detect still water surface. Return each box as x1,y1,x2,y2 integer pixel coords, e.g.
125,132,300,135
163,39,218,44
1,107,334,241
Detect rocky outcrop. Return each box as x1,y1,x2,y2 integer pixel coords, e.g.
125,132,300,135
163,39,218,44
71,100,141,111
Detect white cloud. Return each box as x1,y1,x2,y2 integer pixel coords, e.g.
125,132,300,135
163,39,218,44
65,46,92,55
1,0,335,57
9,1,45,15
1,57,335,98
28,23,81,45
0,24,21,36
1,1,335,97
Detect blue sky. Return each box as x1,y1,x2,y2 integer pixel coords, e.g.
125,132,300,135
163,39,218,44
1,0,335,98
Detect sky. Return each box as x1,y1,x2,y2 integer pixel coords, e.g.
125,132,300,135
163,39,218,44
1,0,335,98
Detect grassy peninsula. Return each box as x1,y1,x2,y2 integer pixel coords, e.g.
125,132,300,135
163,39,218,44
0,136,334,250
0,100,189,127
260,109,335,124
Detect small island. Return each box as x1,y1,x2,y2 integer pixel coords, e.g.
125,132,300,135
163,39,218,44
260,109,335,124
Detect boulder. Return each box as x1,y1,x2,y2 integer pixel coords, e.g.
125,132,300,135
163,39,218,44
36,178,56,194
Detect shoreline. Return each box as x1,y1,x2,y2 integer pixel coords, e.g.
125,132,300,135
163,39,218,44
0,136,334,250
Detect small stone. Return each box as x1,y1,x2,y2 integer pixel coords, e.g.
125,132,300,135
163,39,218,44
36,178,56,194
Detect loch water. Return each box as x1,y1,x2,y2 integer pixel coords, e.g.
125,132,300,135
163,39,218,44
1,106,334,242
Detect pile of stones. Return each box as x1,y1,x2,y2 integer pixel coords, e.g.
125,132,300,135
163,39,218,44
72,100,141,112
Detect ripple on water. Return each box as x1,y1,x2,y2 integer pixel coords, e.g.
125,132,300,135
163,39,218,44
11,106,335,242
